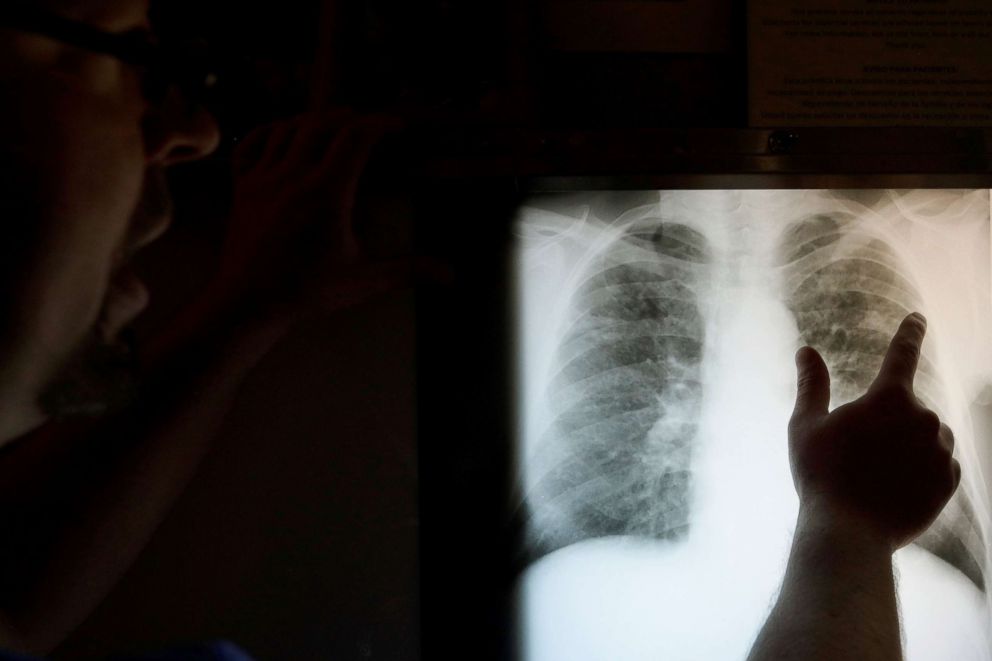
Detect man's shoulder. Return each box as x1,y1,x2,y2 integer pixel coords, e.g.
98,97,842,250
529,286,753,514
0,652,31,661
0,641,254,661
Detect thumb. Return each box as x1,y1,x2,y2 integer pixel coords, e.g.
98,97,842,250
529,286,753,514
792,346,830,423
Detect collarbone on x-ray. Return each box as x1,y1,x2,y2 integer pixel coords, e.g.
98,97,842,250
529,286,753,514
515,189,992,661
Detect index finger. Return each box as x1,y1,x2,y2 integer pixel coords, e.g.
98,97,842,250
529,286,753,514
870,312,927,392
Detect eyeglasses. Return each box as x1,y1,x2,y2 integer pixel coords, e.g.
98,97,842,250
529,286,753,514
0,4,219,105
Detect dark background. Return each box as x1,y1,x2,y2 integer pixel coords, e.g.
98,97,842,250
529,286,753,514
41,1,821,659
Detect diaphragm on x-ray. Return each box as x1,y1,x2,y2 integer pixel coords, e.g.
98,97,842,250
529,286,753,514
513,190,992,661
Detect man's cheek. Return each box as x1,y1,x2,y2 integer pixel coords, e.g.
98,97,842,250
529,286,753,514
27,250,108,351
40,73,146,197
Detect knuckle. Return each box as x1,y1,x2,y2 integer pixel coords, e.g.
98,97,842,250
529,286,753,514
872,383,913,409
941,461,961,496
930,445,954,468
938,422,956,452
896,331,919,347
894,337,921,360
918,409,941,435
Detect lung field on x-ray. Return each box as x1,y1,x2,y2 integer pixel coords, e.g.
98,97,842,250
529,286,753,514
522,202,987,595
776,211,986,590
524,220,711,559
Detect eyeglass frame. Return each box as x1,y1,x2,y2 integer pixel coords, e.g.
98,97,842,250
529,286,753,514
0,4,219,105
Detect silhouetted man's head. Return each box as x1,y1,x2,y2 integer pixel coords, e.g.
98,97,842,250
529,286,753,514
0,0,219,442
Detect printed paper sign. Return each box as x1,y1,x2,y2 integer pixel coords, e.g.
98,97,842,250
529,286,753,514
750,0,992,126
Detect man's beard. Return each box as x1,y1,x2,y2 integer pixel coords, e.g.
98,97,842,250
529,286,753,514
37,328,139,420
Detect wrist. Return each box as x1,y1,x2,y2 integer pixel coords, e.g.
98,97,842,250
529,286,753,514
797,498,894,558
788,504,896,611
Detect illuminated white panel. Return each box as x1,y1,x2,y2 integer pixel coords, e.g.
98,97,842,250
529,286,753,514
513,190,992,661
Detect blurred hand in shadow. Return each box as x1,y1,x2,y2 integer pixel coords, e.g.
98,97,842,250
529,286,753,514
210,109,420,335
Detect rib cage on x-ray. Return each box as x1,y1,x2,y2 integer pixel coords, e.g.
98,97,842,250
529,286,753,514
521,192,989,597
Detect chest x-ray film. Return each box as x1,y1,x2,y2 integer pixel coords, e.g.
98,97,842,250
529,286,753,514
513,190,992,661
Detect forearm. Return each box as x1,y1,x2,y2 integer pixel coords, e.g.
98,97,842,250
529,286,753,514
1,301,288,654
747,507,903,661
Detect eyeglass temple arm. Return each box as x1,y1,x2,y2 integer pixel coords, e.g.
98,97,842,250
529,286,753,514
0,6,157,66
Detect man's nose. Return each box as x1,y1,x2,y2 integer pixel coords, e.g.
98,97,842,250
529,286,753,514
143,89,221,166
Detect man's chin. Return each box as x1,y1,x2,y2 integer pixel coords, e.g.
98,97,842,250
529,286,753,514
37,328,139,420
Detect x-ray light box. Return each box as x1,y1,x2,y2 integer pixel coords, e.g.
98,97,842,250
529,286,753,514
512,189,992,661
